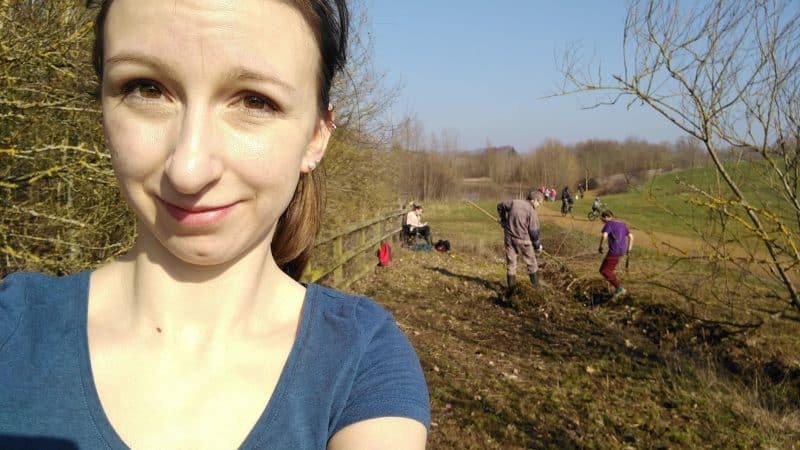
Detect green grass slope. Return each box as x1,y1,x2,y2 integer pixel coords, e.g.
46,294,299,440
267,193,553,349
579,162,795,240
345,198,800,449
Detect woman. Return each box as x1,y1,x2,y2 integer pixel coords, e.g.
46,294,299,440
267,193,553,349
0,1,429,448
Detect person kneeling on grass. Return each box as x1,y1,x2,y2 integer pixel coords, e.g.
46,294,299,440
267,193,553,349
598,210,634,298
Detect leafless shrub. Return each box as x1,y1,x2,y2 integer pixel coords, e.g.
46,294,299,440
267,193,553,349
556,0,800,311
1,0,132,276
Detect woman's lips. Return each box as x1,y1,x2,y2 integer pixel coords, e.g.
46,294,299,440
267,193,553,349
162,201,236,226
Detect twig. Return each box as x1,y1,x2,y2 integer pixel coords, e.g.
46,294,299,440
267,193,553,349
464,200,499,222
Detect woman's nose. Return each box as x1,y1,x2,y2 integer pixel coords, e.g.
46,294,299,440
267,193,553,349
164,105,224,195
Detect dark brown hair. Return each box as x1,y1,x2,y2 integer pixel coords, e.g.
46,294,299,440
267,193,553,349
527,191,544,202
87,0,349,280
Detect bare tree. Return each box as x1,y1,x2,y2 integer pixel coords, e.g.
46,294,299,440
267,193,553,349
313,0,405,226
557,0,800,311
329,1,399,139
1,0,131,276
524,139,582,190
393,122,462,203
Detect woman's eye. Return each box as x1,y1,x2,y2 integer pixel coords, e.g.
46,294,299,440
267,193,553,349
121,80,163,100
139,83,162,99
241,94,279,113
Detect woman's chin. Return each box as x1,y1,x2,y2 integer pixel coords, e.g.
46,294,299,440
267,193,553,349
153,235,259,269
175,251,233,268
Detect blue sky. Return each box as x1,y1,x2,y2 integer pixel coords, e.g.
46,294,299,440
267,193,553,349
365,0,688,152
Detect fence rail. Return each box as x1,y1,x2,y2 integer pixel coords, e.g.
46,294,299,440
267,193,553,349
306,209,405,288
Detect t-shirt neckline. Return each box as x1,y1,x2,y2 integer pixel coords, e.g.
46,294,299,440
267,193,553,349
74,271,317,449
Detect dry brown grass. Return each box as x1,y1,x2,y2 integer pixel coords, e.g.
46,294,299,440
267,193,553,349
347,227,800,449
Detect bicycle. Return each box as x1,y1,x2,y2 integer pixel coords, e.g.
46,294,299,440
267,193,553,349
561,201,574,217
587,207,605,221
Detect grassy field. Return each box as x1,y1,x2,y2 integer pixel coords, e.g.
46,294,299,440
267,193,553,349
424,200,504,243
450,162,790,244
427,179,724,243
574,162,795,240
346,197,800,449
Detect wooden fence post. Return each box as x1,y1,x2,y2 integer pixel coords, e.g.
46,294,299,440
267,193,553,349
309,209,406,288
332,235,343,286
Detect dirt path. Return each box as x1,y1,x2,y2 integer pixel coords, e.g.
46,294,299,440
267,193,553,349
536,204,705,257
536,201,797,284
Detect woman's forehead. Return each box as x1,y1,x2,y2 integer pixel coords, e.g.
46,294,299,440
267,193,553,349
103,0,319,87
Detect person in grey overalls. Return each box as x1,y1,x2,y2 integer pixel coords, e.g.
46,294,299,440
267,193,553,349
497,190,545,297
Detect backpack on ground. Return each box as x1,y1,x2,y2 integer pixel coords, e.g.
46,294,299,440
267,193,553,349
434,239,451,252
412,242,432,252
377,240,392,266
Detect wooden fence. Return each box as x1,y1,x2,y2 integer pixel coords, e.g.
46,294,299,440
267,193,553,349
305,209,406,288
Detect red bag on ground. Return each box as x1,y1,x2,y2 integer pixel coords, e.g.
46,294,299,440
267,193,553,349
378,240,392,266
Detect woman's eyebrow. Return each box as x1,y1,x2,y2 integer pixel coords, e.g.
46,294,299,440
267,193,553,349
104,52,178,79
224,67,296,94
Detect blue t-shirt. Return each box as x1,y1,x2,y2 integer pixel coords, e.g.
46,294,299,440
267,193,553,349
0,271,429,449
601,220,631,256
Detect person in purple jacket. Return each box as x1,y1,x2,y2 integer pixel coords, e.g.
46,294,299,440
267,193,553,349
598,211,634,298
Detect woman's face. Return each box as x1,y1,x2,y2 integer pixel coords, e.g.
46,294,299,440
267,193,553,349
102,0,330,266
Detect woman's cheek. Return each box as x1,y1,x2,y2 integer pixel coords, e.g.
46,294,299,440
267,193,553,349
229,130,303,186
107,115,171,178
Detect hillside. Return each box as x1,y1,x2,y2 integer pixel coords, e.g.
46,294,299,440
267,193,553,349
347,208,800,449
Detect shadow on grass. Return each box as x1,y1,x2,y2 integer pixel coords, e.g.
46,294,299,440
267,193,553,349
424,265,501,290
423,265,510,306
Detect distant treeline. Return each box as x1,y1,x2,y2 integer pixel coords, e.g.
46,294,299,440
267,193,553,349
392,135,715,202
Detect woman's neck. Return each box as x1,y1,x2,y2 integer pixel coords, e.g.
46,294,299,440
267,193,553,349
97,234,304,347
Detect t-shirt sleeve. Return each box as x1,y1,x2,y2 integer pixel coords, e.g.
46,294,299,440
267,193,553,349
332,314,430,434
0,273,27,353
